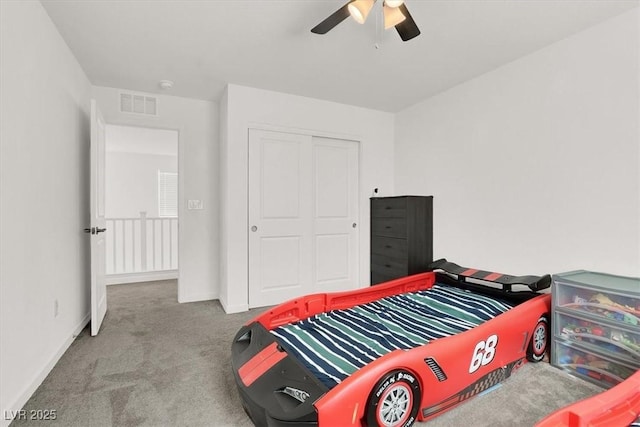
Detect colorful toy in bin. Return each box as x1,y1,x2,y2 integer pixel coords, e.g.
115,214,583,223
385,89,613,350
556,345,636,385
559,321,640,358
567,293,640,326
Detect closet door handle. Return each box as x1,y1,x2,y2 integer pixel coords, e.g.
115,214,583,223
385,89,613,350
251,225,258,232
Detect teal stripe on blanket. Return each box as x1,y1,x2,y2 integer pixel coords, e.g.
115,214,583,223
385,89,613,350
270,283,513,389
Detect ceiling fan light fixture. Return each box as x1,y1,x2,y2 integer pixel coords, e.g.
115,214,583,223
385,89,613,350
383,4,406,29
384,0,404,7
348,0,375,24
311,0,419,41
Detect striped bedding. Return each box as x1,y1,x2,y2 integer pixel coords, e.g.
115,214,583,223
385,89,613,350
270,283,514,389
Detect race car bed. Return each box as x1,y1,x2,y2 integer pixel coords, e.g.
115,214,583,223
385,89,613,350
231,260,552,427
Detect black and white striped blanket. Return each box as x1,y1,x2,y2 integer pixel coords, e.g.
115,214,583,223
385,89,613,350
271,283,514,389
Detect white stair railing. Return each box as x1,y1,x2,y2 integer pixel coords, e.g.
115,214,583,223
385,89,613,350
105,212,178,276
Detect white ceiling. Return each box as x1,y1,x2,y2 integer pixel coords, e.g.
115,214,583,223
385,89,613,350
41,0,638,112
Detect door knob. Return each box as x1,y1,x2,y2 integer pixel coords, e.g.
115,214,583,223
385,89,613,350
96,227,107,234
352,223,357,228
251,225,258,232
83,227,95,234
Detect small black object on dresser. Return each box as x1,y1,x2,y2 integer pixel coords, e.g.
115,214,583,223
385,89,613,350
370,195,433,285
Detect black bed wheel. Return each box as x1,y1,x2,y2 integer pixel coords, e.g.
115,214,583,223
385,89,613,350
527,315,549,362
366,369,421,427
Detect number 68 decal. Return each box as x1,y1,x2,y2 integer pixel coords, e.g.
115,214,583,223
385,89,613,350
468,334,498,374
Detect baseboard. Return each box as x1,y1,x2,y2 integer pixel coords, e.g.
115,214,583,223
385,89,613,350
178,291,219,304
106,270,178,285
1,312,90,427
219,298,249,314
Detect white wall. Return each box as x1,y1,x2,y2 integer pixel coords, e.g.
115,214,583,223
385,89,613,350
395,9,640,278
105,124,178,218
92,86,219,303
106,151,177,218
220,84,395,313
0,1,92,424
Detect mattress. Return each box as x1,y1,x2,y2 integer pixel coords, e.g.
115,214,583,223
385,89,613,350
270,283,514,389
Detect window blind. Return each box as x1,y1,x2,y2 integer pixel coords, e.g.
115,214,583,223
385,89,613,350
158,171,178,217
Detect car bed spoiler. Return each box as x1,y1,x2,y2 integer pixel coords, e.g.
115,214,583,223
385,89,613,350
429,259,551,293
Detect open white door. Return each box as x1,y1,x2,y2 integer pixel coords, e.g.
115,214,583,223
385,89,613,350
89,99,107,335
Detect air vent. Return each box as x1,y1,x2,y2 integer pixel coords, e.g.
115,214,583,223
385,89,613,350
425,357,447,382
119,92,157,116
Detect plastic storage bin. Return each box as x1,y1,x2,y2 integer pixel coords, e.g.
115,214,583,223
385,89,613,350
552,270,640,389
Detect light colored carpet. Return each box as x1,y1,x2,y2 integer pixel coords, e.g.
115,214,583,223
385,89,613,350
12,280,602,426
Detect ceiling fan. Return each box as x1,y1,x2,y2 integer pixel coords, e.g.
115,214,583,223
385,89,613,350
311,0,420,42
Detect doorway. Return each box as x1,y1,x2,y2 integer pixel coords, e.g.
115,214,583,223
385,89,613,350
104,125,179,292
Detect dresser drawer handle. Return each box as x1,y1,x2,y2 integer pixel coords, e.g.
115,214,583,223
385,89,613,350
385,206,391,210
385,264,391,268
385,245,392,249
385,226,392,229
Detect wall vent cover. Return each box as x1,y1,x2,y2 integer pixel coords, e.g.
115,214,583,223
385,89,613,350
119,92,158,116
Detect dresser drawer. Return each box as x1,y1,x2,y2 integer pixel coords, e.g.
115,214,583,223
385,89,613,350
371,271,400,286
371,236,408,259
371,218,407,238
371,197,407,218
371,254,408,278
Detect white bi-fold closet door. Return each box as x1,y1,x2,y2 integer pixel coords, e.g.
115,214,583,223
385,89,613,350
248,129,360,308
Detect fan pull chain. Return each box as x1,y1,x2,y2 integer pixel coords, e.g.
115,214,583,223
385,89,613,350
374,0,382,49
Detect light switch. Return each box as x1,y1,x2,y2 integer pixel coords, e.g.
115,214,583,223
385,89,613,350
188,200,203,210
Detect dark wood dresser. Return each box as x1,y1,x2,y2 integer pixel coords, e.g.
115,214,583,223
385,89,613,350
370,196,433,285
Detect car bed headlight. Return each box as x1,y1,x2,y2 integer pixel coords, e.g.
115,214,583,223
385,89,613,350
280,386,310,403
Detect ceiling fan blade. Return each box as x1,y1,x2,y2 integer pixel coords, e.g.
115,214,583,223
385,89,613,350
311,1,354,34
395,3,420,41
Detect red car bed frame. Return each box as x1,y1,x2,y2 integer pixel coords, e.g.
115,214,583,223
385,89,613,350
535,369,640,427
231,259,552,427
